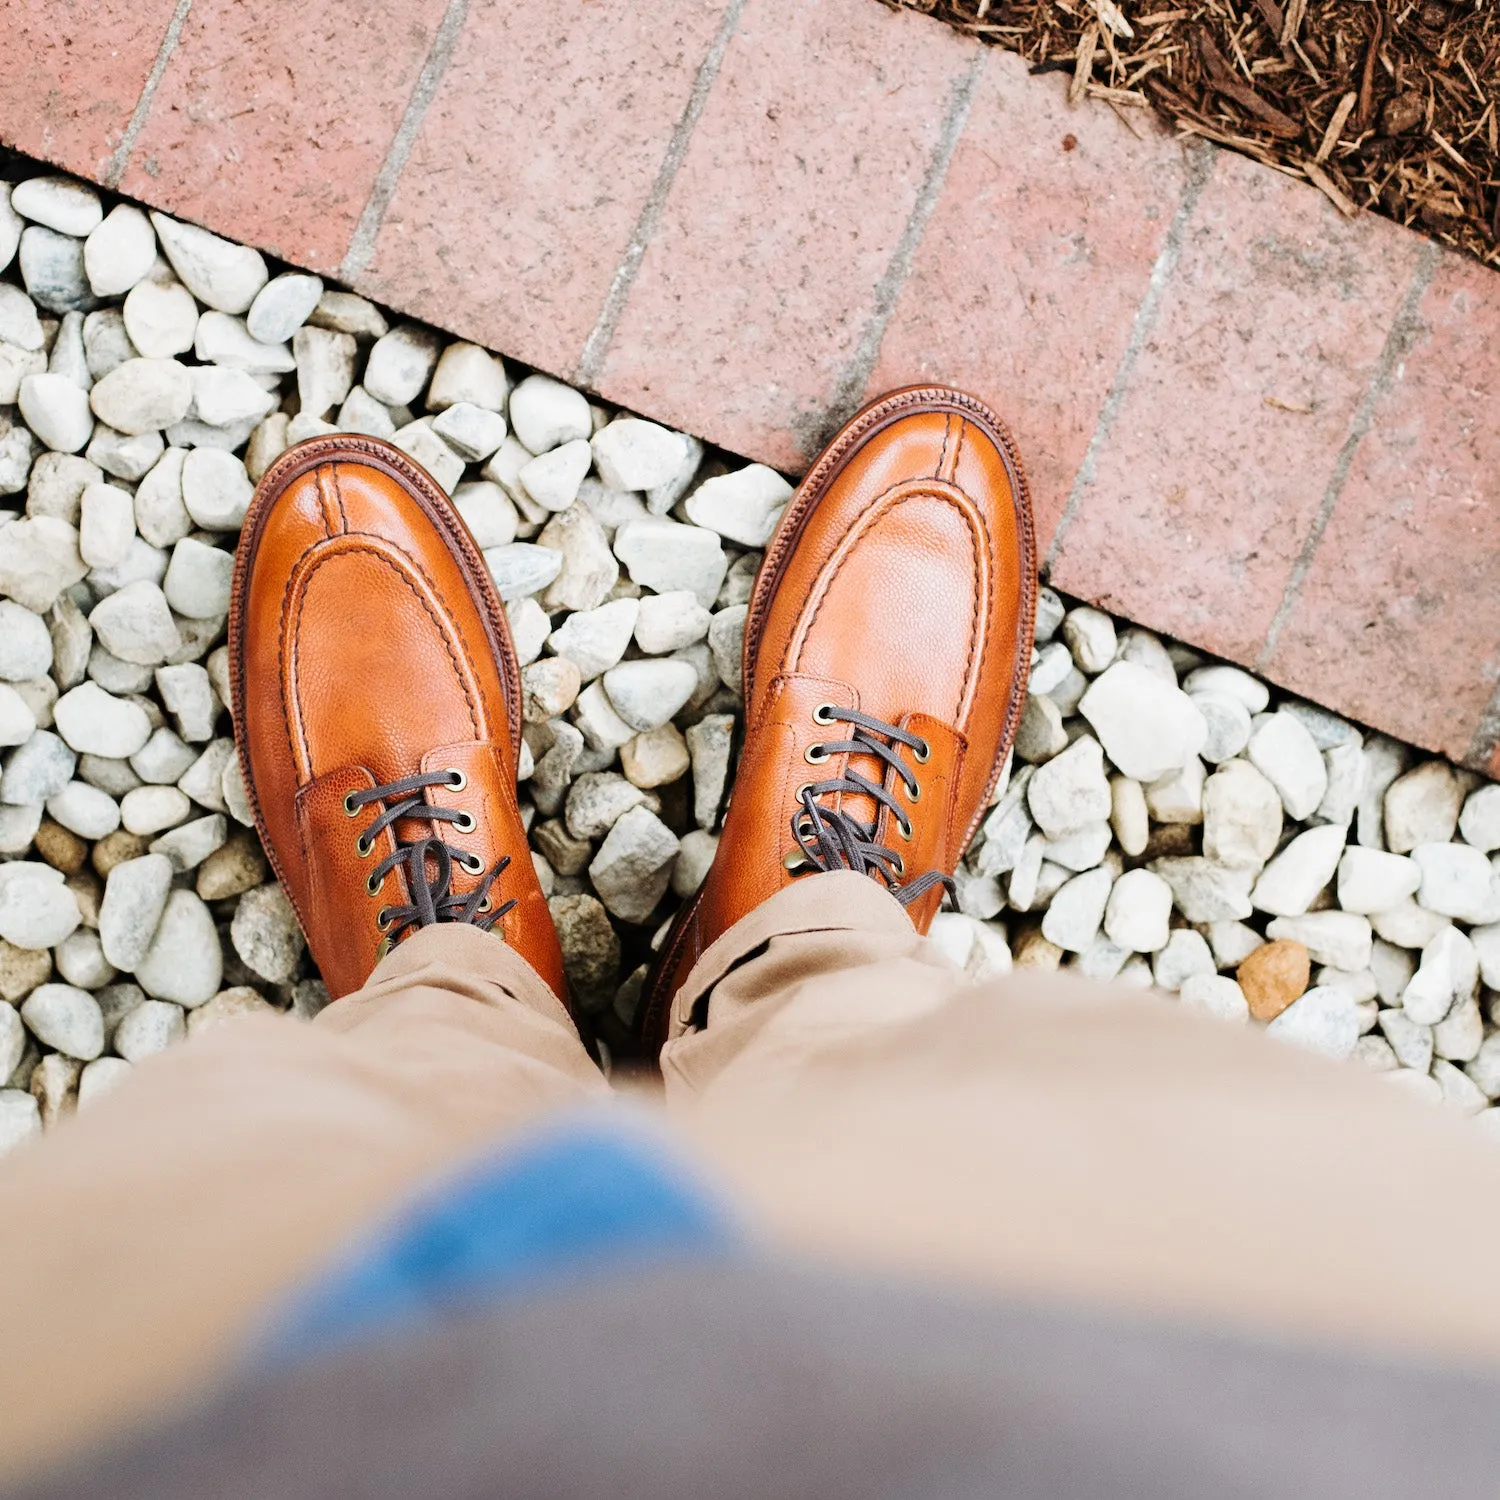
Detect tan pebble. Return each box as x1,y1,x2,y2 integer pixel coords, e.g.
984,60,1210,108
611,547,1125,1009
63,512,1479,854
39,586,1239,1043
92,829,149,878
34,817,87,874
0,939,50,1003
65,870,103,928
1012,927,1064,970
196,831,269,902
1237,938,1310,1023
29,1052,79,1128
186,986,278,1037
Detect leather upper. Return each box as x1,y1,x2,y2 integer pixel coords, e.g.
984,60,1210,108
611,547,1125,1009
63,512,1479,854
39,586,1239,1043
229,436,565,1002
644,387,1036,1041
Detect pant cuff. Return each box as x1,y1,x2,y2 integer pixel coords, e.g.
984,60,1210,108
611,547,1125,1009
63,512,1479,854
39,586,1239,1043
668,870,916,1040
321,922,576,1038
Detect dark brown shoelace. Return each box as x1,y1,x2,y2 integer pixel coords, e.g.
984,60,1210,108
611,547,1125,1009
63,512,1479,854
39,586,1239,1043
344,770,516,956
786,705,955,907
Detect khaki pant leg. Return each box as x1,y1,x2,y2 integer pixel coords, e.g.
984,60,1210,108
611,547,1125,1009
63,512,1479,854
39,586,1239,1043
664,872,1500,1367
0,923,604,1480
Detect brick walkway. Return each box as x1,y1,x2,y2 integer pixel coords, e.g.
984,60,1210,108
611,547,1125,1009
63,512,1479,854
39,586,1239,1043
4,0,1497,771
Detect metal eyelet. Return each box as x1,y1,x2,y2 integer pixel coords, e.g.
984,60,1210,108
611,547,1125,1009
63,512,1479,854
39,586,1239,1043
376,907,393,932
804,744,830,765
892,854,905,877
343,792,361,817
793,782,813,802
903,780,921,804
447,768,467,791
476,896,493,915
366,871,383,896
898,819,914,842
811,703,837,726
783,849,810,872
355,835,373,858
453,811,478,834
460,852,485,875
375,937,394,963
913,739,932,764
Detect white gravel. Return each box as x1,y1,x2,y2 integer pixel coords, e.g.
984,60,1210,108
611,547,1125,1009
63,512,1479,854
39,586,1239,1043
0,164,1491,1146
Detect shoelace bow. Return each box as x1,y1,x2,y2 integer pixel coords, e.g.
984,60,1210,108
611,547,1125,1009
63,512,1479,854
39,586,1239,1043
345,770,517,952
788,705,955,907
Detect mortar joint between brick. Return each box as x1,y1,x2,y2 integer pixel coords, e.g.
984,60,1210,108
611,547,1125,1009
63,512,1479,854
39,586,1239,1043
1043,137,1215,573
102,0,195,189
573,0,751,392
1255,239,1443,672
338,0,471,286
801,44,987,461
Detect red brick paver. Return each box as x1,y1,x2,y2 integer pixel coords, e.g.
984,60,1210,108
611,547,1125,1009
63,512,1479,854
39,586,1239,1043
1260,250,1500,767
0,0,181,182
867,51,1196,551
359,0,732,381
118,0,451,272
593,0,977,473
0,0,1496,769
1048,147,1426,668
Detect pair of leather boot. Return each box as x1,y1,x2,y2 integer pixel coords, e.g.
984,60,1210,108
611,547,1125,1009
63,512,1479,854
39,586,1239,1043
229,387,1036,1048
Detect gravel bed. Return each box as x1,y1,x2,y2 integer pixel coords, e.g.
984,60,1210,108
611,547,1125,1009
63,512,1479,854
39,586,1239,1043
0,163,1494,1150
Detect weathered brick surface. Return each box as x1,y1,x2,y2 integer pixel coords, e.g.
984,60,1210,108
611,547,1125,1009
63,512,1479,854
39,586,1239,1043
1048,147,1427,668
119,0,450,272
0,0,1494,765
869,50,1194,552
1260,250,1500,767
0,0,178,181
359,0,731,381
593,0,977,473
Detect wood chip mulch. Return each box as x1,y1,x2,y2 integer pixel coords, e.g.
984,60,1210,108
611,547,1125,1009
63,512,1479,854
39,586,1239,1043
883,0,1500,269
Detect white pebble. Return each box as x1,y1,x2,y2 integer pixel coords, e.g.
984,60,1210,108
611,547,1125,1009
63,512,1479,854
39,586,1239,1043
363,322,443,407
1411,842,1500,924
1246,711,1327,820
133,887,222,1005
78,481,136,567
684,463,792,547
83,205,156,297
181,447,252,530
1179,972,1249,1022
246,272,323,344
1250,823,1347,917
1102,867,1172,952
11,177,102,238
53,681,151,757
150,213,267,315
1078,661,1206,782
20,982,102,1059
1265,985,1358,1060
18,371,93,453
1336,846,1419,914
122,277,198,359
508,373,591,453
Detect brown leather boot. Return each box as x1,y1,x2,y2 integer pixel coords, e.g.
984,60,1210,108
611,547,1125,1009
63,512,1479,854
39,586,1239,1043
228,436,565,1003
640,386,1036,1047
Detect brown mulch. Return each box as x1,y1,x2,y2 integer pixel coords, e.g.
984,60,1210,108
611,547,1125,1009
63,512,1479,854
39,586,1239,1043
883,0,1500,268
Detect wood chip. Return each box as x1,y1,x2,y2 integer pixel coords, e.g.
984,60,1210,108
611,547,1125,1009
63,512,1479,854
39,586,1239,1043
886,0,1500,269
1196,28,1305,137
1070,22,1100,105
1092,0,1134,39
1315,90,1358,163
1280,0,1307,47
1430,130,1472,173
1304,160,1360,216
